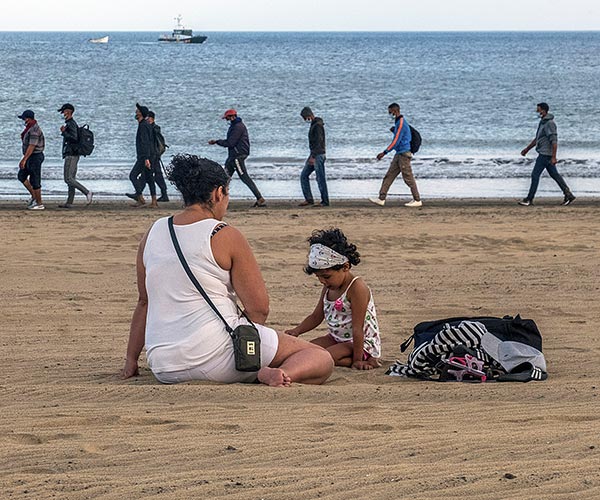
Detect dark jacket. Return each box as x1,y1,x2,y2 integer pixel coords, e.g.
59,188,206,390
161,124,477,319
216,117,250,158
61,117,79,158
308,117,326,156
136,119,157,161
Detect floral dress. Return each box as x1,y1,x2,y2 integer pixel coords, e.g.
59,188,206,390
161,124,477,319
322,277,381,358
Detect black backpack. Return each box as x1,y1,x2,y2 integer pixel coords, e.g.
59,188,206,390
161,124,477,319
154,126,168,156
409,125,421,154
76,124,95,156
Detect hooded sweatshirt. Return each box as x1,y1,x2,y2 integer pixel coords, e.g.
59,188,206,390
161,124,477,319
308,117,326,156
535,113,558,156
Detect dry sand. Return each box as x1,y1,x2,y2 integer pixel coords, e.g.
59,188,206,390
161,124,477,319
1,198,599,499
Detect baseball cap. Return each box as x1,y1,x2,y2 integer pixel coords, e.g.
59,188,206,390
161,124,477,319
136,102,150,118
57,103,75,113
222,109,237,119
148,110,155,119
18,110,35,120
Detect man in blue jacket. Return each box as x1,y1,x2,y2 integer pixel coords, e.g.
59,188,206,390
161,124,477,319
370,103,421,207
209,109,266,207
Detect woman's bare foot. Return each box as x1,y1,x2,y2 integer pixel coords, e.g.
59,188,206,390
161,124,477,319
258,367,292,387
149,203,159,209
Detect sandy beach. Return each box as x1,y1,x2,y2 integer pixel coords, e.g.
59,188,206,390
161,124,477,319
1,198,599,499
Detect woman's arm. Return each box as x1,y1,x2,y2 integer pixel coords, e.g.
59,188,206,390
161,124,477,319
121,232,149,379
347,278,372,369
285,288,326,336
211,226,270,324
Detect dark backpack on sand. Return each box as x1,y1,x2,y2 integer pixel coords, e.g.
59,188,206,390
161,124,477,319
387,314,547,382
409,125,421,154
76,124,95,156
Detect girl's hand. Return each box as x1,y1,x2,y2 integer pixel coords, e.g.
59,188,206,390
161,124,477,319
351,360,375,370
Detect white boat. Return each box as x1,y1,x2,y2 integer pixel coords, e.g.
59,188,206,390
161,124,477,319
159,15,207,44
89,36,109,44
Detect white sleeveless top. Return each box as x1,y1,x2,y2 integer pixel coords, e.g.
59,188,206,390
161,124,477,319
143,217,246,373
322,276,381,358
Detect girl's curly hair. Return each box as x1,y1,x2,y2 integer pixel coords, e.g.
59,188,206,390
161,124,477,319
304,228,361,275
166,154,230,206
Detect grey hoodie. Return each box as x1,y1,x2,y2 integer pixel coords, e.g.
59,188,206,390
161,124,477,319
535,113,557,156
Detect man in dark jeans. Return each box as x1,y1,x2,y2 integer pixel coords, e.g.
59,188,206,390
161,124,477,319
147,110,169,202
519,102,575,206
57,103,93,208
208,109,266,207
18,109,46,210
127,103,158,208
299,107,329,207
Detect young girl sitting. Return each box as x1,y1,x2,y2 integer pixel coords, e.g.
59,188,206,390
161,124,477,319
285,228,381,370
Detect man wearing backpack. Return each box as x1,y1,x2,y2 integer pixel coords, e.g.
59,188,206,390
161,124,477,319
57,103,93,208
518,102,575,206
369,103,422,207
147,111,169,202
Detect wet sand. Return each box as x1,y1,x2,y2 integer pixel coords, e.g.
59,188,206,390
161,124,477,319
1,198,599,499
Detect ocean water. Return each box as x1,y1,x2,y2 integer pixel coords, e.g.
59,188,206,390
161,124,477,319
1,31,600,199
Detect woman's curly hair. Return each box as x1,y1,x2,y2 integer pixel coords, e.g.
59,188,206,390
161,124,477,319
166,154,230,206
304,228,361,275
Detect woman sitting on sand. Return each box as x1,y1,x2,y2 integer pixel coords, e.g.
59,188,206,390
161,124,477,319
285,228,381,369
121,154,333,386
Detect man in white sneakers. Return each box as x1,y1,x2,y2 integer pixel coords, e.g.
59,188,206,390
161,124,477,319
370,103,422,207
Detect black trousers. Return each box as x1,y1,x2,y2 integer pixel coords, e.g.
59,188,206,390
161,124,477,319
225,155,262,200
129,158,156,197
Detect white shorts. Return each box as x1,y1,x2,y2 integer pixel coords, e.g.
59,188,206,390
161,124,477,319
153,324,279,384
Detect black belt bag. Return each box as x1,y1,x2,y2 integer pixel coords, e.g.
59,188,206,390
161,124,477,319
168,217,261,372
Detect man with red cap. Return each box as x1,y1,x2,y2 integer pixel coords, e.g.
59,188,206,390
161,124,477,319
209,109,266,207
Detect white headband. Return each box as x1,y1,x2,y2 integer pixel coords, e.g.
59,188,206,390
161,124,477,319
308,243,349,270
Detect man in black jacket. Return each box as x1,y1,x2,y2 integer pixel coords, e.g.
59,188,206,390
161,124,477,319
58,103,93,208
208,109,266,207
299,107,329,207
127,103,158,208
147,111,169,202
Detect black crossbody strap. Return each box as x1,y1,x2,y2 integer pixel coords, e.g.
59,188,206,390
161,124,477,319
168,216,234,335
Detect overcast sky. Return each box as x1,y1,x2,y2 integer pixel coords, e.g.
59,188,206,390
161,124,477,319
2,0,600,31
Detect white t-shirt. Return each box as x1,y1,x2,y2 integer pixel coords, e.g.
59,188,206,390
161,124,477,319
143,217,247,373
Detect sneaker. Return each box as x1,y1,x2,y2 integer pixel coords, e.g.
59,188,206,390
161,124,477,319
518,199,532,206
58,203,73,209
369,197,385,206
86,191,94,205
28,204,45,210
562,194,576,206
405,199,423,207
157,195,170,202
125,193,138,201
27,197,36,207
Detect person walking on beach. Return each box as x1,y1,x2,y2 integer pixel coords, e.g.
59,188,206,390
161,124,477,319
127,103,158,208
519,103,575,206
208,109,266,207
147,111,169,202
57,103,93,209
299,107,329,207
18,110,45,210
369,103,421,207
